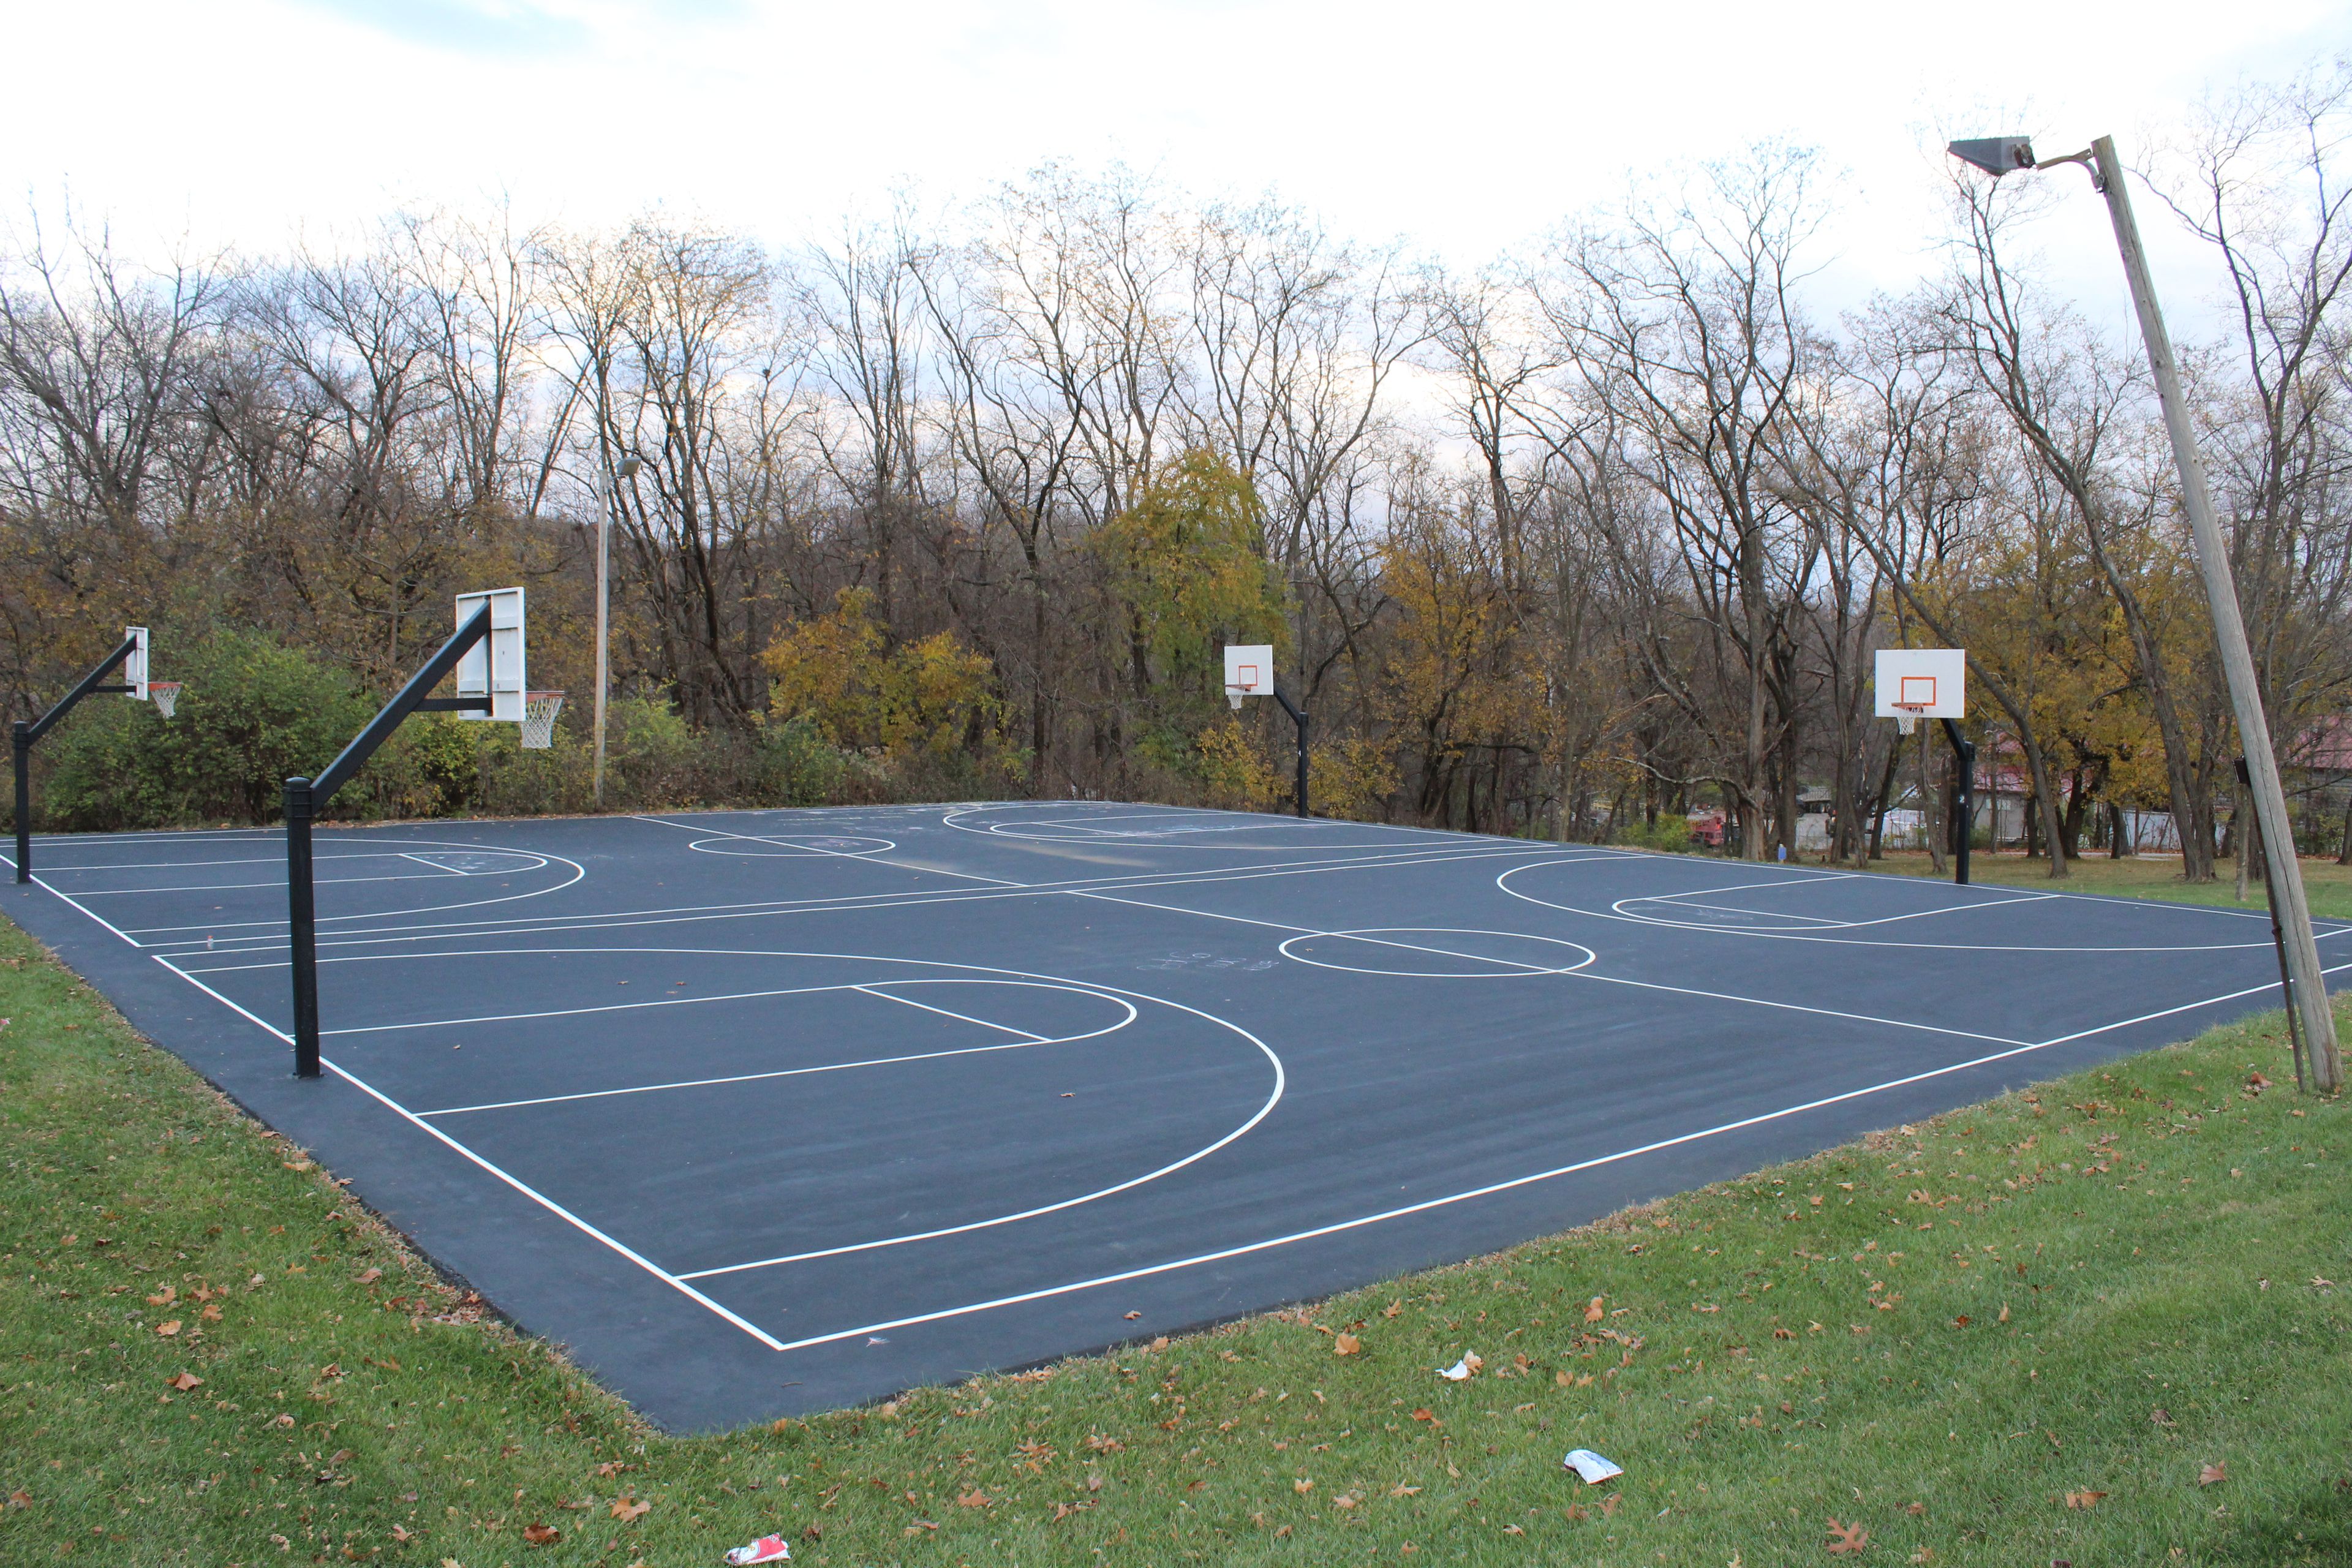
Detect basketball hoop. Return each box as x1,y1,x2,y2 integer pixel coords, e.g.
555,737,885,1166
1894,703,1924,736
148,682,182,720
519,690,564,750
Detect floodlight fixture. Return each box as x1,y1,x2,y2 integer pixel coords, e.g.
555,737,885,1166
1945,137,2036,177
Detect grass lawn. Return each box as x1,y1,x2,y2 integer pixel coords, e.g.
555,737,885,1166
1872,850,2352,924
4,914,2351,1566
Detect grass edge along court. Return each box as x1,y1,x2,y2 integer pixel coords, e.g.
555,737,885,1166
2,911,2348,1567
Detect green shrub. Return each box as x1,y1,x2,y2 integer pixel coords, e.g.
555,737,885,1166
1619,814,1694,853
40,631,374,829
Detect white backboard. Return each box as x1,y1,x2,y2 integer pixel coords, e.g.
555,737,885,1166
124,625,149,701
1874,647,1965,719
1223,644,1273,701
454,588,527,722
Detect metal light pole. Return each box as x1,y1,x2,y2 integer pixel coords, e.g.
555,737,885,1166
1951,135,2343,1091
594,453,640,810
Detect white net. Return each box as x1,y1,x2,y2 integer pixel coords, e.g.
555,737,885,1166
1896,710,1920,735
520,690,564,750
149,682,182,720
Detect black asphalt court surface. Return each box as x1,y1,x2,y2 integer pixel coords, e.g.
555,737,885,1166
8,802,2349,1431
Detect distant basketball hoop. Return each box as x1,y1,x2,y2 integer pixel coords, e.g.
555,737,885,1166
519,691,564,750
148,682,182,720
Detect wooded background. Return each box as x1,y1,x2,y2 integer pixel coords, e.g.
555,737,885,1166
5,69,2349,878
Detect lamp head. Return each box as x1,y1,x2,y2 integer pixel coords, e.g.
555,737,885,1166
1947,137,2037,176
617,454,643,480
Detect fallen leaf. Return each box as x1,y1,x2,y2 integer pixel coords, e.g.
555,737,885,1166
146,1286,176,1307
390,1524,411,1544
1953,1315,1970,1329
1584,1296,1605,1323
1774,1327,1797,1340
1334,1494,1358,1510
1826,1517,1869,1554
167,1371,203,1392
2064,1490,2108,1509
595,1461,628,1477
1599,1493,1619,1518
521,1523,559,1545
1997,1304,2010,1323
6,1490,30,1509
1411,1408,1440,1425
2199,1461,2228,1487
1438,1352,1483,1381
273,1413,295,1428
1389,1482,1421,1498
1294,1477,1314,1494
2246,1071,2271,1093
1150,1336,1170,1351
1334,1332,1361,1356
154,1320,181,1337
1123,1311,1142,1320
2151,1408,2175,1428
1384,1300,1404,1318
957,1487,992,1508
200,1304,222,1321
356,1268,382,1285
611,1498,649,1521
1085,1433,1124,1453
1564,1502,1588,1521
1502,1523,1523,1533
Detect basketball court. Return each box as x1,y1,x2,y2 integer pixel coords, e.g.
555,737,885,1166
7,802,2346,1430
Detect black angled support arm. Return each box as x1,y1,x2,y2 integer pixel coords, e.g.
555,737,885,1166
285,605,491,1077
14,634,141,884
1272,682,1309,820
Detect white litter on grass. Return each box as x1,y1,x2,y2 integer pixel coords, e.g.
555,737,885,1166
723,1534,791,1564
1438,1351,1484,1381
1562,1449,1624,1484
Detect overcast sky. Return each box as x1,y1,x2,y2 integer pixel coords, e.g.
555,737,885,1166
6,0,2348,333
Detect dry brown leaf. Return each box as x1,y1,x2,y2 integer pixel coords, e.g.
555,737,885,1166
166,1371,203,1392
200,1304,222,1321
1564,1502,1588,1521
1123,1310,1141,1320
1826,1517,1869,1554
1599,1494,1618,1518
1584,1296,1605,1323
1333,1332,1361,1356
610,1498,649,1521
7,1490,32,1509
1149,1336,1170,1351
1389,1482,1420,1498
1383,1300,1403,1318
2064,1490,2108,1509
2199,1461,2228,1487
1997,1304,2010,1323
595,1460,628,1477
521,1523,560,1545
146,1286,176,1306
1294,1477,1314,1494
356,1267,382,1285
957,1487,992,1508
1333,1494,1357,1510
389,1524,411,1544
1902,1502,1924,1515
154,1320,181,1337
1410,1408,1440,1425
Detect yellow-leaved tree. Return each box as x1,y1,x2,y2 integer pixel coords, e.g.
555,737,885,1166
763,587,998,758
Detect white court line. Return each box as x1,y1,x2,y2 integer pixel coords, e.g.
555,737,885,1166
149,843,1614,957
32,850,435,873
418,992,1139,1117
74,869,483,896
0,859,148,948
1497,862,2346,952
115,844,585,937
635,814,1031,889
857,985,1049,1042
1619,897,1850,925
1642,870,1862,902
1072,883,2025,1046
744,957,2352,1352
145,953,787,1351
